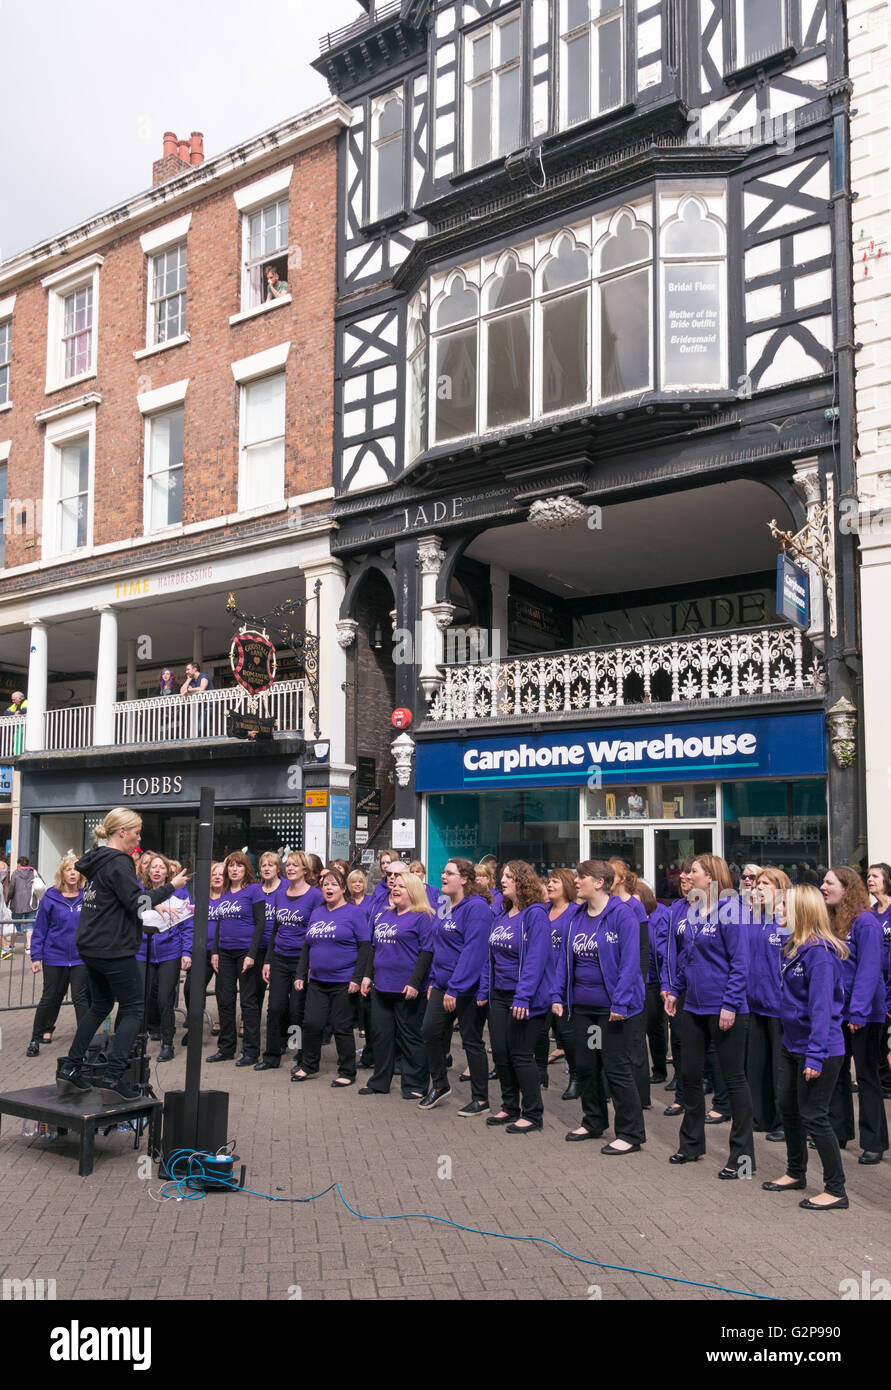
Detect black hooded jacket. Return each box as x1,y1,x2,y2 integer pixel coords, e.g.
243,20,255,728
74,847,176,959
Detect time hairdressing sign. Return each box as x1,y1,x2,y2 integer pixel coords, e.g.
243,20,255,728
415,712,826,793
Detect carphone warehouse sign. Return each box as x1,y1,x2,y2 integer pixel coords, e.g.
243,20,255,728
415,712,825,792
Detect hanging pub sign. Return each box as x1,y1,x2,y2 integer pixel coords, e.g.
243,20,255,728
776,554,810,631
230,629,277,696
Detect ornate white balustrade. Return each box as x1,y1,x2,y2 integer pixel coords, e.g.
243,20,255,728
0,714,26,759
427,627,825,724
33,681,305,752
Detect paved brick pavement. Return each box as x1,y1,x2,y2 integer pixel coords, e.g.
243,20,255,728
0,1001,889,1302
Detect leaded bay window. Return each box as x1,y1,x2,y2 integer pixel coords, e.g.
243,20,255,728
412,186,727,459
560,0,624,129
465,12,522,169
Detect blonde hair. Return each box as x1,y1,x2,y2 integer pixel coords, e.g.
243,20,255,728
285,851,312,876
475,862,495,888
259,851,283,874
93,808,142,847
396,867,434,917
755,867,791,894
347,869,367,896
785,884,849,961
54,855,85,893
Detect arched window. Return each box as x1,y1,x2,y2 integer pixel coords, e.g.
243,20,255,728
484,255,532,429
432,276,479,444
595,209,652,398
371,92,404,221
406,294,428,461
662,197,724,257
660,195,727,389
541,235,590,414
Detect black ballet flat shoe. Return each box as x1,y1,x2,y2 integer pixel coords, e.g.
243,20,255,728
800,1195,849,1210
669,1152,699,1164
458,1072,471,1083
486,1113,519,1127
331,1077,355,1087
705,1113,731,1125
601,1142,641,1156
859,1151,883,1165
664,1103,683,1116
762,1177,806,1191
359,1086,385,1095
717,1166,746,1180
565,1128,603,1142
505,1121,542,1134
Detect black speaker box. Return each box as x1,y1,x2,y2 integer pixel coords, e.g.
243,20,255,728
160,1090,230,1174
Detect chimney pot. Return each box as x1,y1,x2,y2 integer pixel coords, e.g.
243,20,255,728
178,139,190,163
189,132,204,166
162,131,177,158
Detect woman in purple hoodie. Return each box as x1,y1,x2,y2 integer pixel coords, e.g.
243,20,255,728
746,867,791,1142
554,859,646,1154
762,884,848,1209
822,866,888,1164
137,852,193,1062
479,861,554,1133
664,853,754,1177
27,856,90,1056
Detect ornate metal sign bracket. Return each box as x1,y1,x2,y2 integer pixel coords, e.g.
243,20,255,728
226,582,321,739
768,478,837,639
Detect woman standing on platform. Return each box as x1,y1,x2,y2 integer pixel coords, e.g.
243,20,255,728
747,867,792,1141
554,860,646,1154
208,852,265,1067
27,856,90,1056
183,861,224,1042
480,862,553,1132
822,866,889,1164
360,869,433,1098
762,884,849,1210
57,809,187,1101
257,852,323,1073
420,859,492,1111
664,853,755,1178
293,867,371,1087
545,868,579,1098
137,852,192,1062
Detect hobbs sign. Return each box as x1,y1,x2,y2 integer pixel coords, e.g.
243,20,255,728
122,775,184,797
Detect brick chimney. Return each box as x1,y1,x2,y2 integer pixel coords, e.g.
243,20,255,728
152,131,205,185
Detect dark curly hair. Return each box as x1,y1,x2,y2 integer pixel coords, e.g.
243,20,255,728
449,857,492,904
502,860,546,911
826,865,869,940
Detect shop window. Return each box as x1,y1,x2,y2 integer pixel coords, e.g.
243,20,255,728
595,208,652,396
541,235,590,414
559,0,624,130
427,787,578,878
659,194,727,389
584,782,717,820
722,778,827,881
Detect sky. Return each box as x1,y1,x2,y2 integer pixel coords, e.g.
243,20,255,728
0,0,362,261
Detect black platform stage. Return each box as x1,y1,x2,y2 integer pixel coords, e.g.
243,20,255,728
0,1085,162,1177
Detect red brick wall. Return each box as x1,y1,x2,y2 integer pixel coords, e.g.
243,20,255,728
1,138,338,574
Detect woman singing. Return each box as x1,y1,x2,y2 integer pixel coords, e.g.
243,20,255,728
747,867,791,1141
360,868,433,1099
208,852,265,1067
293,868,371,1086
257,851,322,1072
27,856,90,1057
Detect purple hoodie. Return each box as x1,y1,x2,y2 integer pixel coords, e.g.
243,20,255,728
258,882,281,949
137,887,192,964
669,892,750,1016
30,888,84,968
548,903,577,957
479,902,556,1017
872,902,891,1014
746,919,789,1018
838,911,886,1025
779,938,845,1072
429,893,492,996
646,903,669,987
659,897,690,994
556,898,645,1018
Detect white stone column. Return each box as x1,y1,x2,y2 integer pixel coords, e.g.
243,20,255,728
126,639,138,701
303,558,349,766
418,535,446,702
94,605,119,747
489,564,509,662
24,621,48,753
192,625,205,669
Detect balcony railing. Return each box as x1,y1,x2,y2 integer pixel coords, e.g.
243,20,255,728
427,626,825,724
0,714,25,759
31,682,305,753
319,0,401,53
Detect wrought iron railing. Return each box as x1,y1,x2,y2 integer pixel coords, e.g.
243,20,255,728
427,626,825,723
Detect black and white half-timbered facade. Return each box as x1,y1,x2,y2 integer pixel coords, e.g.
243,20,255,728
316,0,861,885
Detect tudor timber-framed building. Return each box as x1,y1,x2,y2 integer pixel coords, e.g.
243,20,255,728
316,0,861,888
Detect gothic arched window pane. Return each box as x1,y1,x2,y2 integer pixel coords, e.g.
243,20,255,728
542,237,590,292
543,287,589,413
600,212,650,273
435,279,478,330
486,309,531,427
662,199,723,256
486,258,532,311
600,267,650,397
434,329,478,442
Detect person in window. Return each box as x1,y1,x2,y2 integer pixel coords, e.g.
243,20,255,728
264,264,288,301
27,856,90,1056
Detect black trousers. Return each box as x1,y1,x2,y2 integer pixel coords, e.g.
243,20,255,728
678,1010,754,1168
777,1048,846,1197
707,1043,730,1114
301,980,356,1078
552,1007,577,1078
263,953,304,1065
645,982,668,1074
666,988,684,1089
368,990,428,1095
830,1022,890,1154
422,988,489,1102
64,954,143,1082
139,958,180,1047
488,990,547,1124
746,1012,783,1131
253,947,268,1014
32,964,91,1041
572,1006,646,1144
216,949,261,1059
183,956,214,1021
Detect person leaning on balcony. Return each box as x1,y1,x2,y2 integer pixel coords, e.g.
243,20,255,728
6,690,26,756
157,668,176,697
180,662,215,737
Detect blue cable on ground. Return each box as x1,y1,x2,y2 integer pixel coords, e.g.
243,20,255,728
155,1151,781,1301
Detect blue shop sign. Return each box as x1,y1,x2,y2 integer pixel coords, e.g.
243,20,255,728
0,765,11,797
776,554,810,631
415,711,826,793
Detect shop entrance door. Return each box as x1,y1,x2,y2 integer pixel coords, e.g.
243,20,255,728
586,823,716,900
